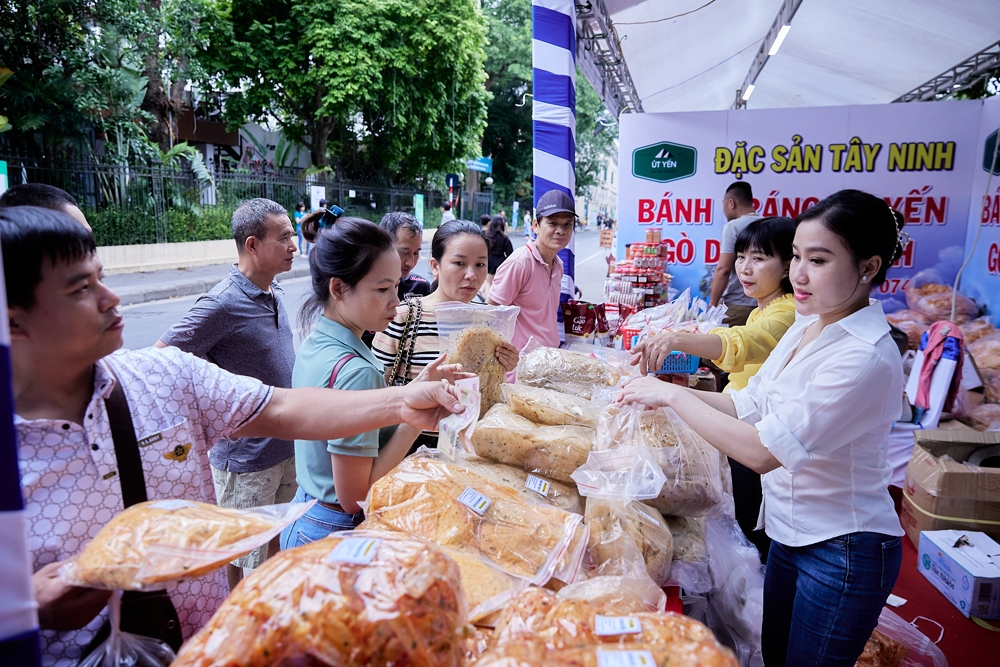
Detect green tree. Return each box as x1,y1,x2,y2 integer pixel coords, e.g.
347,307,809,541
574,67,617,201
205,0,489,184
481,0,532,212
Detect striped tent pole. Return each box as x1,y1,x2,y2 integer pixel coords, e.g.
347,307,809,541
532,0,577,333
0,248,41,664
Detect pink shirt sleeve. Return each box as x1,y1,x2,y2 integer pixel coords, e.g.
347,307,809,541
489,249,528,306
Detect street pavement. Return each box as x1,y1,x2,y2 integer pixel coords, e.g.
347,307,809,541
118,226,611,349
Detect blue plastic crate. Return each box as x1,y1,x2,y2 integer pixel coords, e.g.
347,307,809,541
654,352,700,374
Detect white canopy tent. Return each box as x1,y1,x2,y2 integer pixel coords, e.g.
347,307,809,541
576,0,1000,116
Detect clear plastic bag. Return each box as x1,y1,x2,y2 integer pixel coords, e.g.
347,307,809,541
597,404,723,517
584,497,673,586
904,282,978,324
438,302,520,416
571,447,667,502
704,512,765,667
665,515,712,594
856,607,949,667
79,591,175,667
959,315,997,344
502,383,601,428
455,452,584,514
560,524,667,613
363,447,585,585
471,403,595,483
60,499,313,590
483,587,738,666
437,376,481,459
172,531,468,667
516,339,624,399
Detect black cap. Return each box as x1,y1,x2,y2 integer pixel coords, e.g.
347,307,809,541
536,190,575,218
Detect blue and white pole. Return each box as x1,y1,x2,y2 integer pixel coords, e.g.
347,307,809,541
0,247,41,665
532,0,577,335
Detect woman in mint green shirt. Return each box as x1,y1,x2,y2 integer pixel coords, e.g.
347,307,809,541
280,212,465,548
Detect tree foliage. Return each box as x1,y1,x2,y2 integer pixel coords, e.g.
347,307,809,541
574,68,617,201
204,0,489,184
481,0,532,211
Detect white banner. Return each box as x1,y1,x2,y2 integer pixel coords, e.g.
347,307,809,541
617,100,989,310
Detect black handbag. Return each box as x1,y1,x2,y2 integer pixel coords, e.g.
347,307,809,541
78,371,183,662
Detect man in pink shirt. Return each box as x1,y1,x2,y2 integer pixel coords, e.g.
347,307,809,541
488,190,575,349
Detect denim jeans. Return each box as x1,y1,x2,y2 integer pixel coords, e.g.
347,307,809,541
279,487,364,550
762,532,902,667
296,226,311,255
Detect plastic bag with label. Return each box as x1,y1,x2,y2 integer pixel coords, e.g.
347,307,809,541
363,447,585,585
471,403,595,483
78,591,175,667
60,499,313,591
477,587,738,667
597,404,723,517
172,531,468,667
438,302,521,416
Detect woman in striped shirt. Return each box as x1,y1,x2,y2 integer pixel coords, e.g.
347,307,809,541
373,220,519,448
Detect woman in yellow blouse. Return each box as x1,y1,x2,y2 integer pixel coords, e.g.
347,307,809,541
630,216,796,561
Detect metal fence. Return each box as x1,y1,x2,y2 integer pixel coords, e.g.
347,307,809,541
0,153,492,247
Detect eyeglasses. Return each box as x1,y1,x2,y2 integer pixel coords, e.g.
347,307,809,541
319,205,345,228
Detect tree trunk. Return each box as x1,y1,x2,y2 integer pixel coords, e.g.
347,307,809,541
138,1,173,152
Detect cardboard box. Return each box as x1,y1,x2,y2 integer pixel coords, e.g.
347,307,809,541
913,427,1000,463
900,445,1000,547
917,530,1000,619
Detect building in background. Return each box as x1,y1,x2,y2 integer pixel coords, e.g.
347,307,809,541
576,151,618,226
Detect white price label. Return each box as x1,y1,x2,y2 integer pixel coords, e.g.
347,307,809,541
149,499,196,510
457,487,492,515
596,649,656,667
524,474,551,497
328,538,381,565
594,615,643,636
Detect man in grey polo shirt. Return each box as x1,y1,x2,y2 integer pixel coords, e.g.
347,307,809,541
156,198,297,589
709,181,761,327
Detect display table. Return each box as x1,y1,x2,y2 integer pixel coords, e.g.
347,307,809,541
890,535,1000,663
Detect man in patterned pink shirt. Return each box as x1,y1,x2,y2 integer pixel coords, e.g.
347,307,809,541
1,206,467,666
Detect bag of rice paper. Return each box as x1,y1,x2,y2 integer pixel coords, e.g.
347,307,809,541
438,303,521,417
515,340,622,399
597,404,723,517
584,497,673,586
665,515,711,594
471,403,595,483
502,383,600,429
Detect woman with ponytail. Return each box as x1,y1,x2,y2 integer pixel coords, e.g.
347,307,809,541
618,190,909,667
280,211,468,548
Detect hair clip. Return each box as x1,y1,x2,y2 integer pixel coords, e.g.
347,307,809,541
319,205,345,229
897,229,911,251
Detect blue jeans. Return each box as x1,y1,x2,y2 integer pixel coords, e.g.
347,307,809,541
296,225,311,255
279,487,364,550
762,532,902,667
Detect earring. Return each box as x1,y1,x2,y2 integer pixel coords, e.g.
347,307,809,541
862,276,869,282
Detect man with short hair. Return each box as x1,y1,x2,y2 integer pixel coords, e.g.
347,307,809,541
0,183,92,230
155,198,297,590
488,190,574,349
5,206,464,666
710,181,760,327
440,201,455,223
379,211,431,300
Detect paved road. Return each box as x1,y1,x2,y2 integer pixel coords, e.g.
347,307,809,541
119,227,609,350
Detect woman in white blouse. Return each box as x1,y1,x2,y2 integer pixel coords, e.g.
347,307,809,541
620,190,908,667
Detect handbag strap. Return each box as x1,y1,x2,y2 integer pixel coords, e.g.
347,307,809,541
104,368,148,508
386,297,422,386
329,353,358,389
